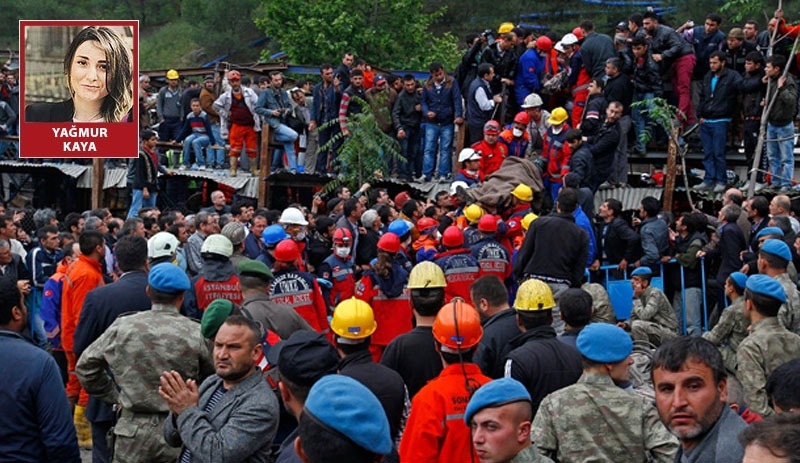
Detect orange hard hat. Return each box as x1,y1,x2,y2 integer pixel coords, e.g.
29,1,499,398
572,26,584,40
433,298,483,352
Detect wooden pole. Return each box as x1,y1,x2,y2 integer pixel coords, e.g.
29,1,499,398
258,124,271,208
663,126,679,213
454,123,465,176
91,158,104,210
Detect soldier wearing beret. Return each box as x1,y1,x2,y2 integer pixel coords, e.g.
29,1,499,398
466,378,554,463
737,274,800,416
619,267,679,346
76,264,214,463
532,323,678,462
757,238,800,334
702,272,750,373
296,375,393,463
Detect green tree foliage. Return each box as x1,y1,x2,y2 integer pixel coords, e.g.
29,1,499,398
255,0,460,70
319,96,401,192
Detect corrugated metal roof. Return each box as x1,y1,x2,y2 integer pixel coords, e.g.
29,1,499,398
594,187,664,212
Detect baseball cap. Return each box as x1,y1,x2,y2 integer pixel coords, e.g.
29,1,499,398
267,330,339,386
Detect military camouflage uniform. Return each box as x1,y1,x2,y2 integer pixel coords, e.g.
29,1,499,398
736,316,800,417
629,286,679,346
582,282,617,324
702,297,749,372
76,303,215,463
775,272,800,334
532,372,678,462
510,445,555,463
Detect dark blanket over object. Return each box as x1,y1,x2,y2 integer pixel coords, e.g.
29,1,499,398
468,156,543,208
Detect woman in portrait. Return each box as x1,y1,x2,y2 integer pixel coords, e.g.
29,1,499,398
26,26,133,123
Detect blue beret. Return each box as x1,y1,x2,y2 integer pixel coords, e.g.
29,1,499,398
464,378,531,424
630,267,652,277
756,226,784,239
304,375,392,455
746,274,787,303
577,323,633,363
148,263,190,293
728,272,748,292
760,239,792,262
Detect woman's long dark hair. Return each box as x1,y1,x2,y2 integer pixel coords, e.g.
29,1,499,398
64,26,133,122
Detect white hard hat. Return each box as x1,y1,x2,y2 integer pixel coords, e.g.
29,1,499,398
279,207,308,226
561,33,579,46
554,41,565,53
521,93,543,108
450,181,469,196
458,148,481,163
148,232,179,259
201,234,233,258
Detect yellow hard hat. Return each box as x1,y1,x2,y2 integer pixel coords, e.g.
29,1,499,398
547,107,569,125
511,183,533,202
166,69,180,80
331,298,377,340
464,204,485,224
498,22,515,34
514,279,556,311
408,261,446,289
521,212,539,231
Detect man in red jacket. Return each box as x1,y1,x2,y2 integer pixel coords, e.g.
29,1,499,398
472,120,508,178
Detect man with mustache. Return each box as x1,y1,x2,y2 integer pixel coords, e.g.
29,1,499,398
652,336,747,463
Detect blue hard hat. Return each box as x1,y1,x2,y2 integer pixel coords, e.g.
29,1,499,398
388,219,411,238
262,224,289,247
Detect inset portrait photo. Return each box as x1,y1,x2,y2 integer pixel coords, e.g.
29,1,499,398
20,21,139,158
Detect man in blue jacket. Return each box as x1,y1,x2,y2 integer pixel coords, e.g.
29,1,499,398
0,278,80,463
422,62,463,181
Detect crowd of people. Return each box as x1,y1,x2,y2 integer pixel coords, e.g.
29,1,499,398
131,8,800,201
7,8,800,463
2,165,800,462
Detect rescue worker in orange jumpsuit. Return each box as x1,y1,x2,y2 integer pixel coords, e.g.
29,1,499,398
399,298,491,462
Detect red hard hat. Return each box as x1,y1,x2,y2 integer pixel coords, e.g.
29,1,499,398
377,232,401,254
572,26,584,40
478,214,498,233
513,111,530,125
416,217,440,234
483,120,501,135
274,239,301,262
332,227,353,245
535,35,553,52
442,226,464,248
